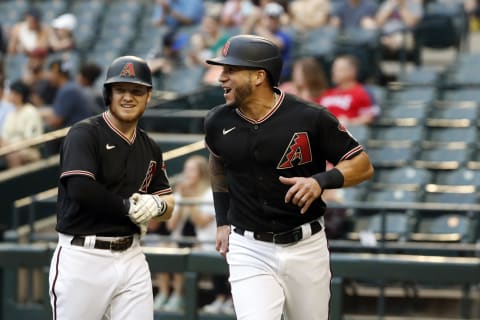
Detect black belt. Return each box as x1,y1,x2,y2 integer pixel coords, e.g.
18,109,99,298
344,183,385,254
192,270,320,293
71,236,134,251
233,220,322,245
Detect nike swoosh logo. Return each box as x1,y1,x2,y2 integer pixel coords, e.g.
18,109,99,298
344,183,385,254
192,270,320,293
106,144,116,150
222,127,236,135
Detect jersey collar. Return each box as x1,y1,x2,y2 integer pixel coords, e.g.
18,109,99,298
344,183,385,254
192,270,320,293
102,112,137,145
235,88,285,124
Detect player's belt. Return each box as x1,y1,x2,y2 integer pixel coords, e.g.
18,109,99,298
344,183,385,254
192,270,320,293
71,235,134,251
233,220,322,245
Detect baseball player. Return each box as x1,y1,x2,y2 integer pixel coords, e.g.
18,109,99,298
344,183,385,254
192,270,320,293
48,55,175,320
204,35,374,320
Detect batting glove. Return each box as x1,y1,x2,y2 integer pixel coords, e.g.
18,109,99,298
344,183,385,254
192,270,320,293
128,193,167,224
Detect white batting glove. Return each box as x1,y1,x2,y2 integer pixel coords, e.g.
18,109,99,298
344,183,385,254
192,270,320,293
128,194,167,224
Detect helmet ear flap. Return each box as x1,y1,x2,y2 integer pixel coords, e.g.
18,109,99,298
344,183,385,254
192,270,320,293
103,85,111,107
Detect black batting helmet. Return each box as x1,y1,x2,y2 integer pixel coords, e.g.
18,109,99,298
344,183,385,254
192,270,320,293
103,55,152,106
206,34,283,86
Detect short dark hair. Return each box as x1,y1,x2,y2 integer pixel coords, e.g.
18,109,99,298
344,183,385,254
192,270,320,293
49,59,71,78
10,80,30,103
79,63,102,85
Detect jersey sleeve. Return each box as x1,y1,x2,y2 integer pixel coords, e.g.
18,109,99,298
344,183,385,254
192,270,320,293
204,106,222,158
148,142,173,196
318,109,363,165
59,122,98,180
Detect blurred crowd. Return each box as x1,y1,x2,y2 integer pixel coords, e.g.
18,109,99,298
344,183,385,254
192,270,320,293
0,0,478,171
0,0,479,315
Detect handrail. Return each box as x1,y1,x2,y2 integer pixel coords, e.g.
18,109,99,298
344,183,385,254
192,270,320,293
0,127,69,157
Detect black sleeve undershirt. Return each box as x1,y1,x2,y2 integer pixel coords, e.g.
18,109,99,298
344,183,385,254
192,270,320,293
65,175,130,216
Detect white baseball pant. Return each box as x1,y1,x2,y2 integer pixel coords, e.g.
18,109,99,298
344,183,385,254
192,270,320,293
49,234,153,320
227,223,331,320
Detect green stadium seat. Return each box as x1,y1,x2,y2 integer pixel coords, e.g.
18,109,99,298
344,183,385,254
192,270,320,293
373,166,433,191
409,210,476,243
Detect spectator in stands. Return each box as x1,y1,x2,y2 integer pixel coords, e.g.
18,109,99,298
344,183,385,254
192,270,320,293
221,0,261,29
177,155,234,315
0,72,14,146
41,59,95,131
187,13,231,85
279,57,329,102
376,0,423,52
242,2,293,82
153,155,214,312
289,0,331,32
187,13,230,67
76,62,104,113
146,30,187,75
330,0,378,31
465,0,480,31
151,0,205,29
7,8,49,57
317,54,379,125
48,13,77,53
1,80,43,168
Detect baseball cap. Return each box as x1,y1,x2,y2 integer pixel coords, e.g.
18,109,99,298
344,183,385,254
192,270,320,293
264,2,284,17
52,13,77,31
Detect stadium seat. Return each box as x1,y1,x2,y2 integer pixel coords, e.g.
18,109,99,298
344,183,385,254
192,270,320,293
442,88,480,104
346,210,411,242
426,103,478,127
374,102,428,126
365,189,421,203
423,191,478,205
415,146,469,170
0,0,28,29
296,26,338,60
409,211,476,243
155,66,206,95
422,126,477,147
435,168,480,185
412,1,467,68
373,166,434,191
367,145,416,168
347,125,370,145
369,125,424,145
387,87,438,105
396,67,441,87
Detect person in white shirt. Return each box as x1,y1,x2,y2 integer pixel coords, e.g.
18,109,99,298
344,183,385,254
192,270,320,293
2,80,44,168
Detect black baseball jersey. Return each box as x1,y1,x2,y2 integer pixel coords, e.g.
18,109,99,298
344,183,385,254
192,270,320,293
56,112,172,236
204,89,362,233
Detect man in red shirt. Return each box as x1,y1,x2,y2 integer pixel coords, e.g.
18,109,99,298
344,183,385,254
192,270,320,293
317,54,379,125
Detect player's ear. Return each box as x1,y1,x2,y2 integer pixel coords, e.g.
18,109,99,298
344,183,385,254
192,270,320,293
146,88,152,104
254,69,267,86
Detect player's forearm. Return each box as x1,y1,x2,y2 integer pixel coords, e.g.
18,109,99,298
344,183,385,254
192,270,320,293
335,151,374,187
209,154,230,225
65,176,130,216
154,193,174,221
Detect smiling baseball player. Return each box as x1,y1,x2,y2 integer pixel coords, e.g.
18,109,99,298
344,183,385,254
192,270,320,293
48,56,175,320
204,35,374,320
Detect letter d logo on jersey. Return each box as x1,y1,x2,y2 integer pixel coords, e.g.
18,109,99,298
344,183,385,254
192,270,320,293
277,132,312,169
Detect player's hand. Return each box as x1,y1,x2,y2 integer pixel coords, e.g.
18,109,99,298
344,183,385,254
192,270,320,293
279,176,322,214
216,225,231,259
128,193,167,224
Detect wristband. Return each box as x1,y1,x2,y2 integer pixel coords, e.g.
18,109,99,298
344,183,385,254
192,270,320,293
152,195,167,216
312,168,344,189
123,198,131,215
213,192,230,226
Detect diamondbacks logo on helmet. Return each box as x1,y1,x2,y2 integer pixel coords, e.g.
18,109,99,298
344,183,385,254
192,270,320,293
119,62,136,78
222,41,230,57
277,132,313,169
